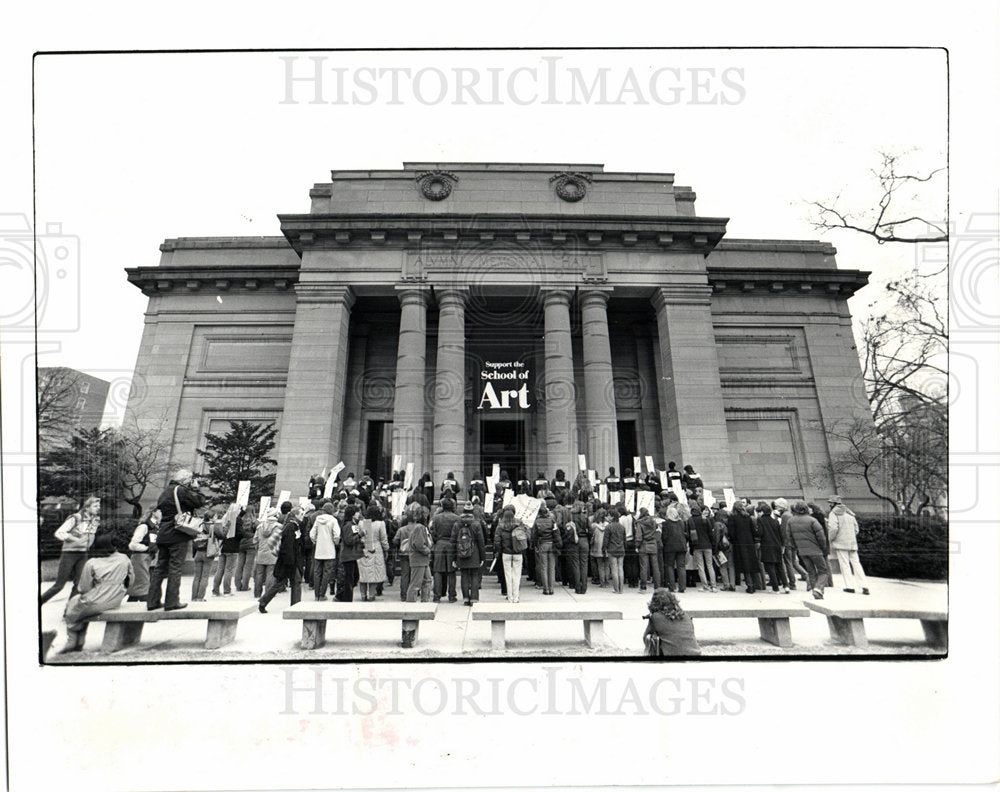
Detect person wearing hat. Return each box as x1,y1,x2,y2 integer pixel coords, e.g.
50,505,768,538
826,496,869,594
60,533,133,653
774,497,808,589
430,498,460,603
450,501,486,605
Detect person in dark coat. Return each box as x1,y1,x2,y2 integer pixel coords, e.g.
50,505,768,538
430,498,460,602
659,503,688,593
727,501,763,593
688,504,718,591
643,588,701,656
147,469,206,611
335,505,364,601
258,506,307,613
603,510,627,593
635,507,662,590
450,501,486,605
530,504,559,595
756,502,790,592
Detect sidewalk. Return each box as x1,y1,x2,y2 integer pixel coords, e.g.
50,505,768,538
40,573,948,662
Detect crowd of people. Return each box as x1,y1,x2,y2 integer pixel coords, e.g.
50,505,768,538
40,462,870,654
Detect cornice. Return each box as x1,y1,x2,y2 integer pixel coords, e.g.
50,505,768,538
125,265,298,296
707,267,870,298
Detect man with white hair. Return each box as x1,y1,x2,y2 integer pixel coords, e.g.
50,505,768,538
827,496,869,594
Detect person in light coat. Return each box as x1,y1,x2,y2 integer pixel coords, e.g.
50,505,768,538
253,507,283,598
40,496,101,605
60,533,133,652
827,496,869,594
309,503,341,600
357,505,390,601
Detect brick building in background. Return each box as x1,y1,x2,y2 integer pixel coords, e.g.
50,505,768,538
38,366,110,449
122,163,879,509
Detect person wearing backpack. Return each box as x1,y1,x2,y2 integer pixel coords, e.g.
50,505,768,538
450,501,486,605
531,504,559,595
405,518,433,604
494,506,525,603
40,496,102,605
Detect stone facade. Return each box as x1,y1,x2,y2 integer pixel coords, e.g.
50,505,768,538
123,163,878,509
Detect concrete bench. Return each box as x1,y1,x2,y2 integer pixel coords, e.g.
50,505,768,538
681,605,812,648
471,604,623,650
92,602,257,652
804,601,948,649
283,602,438,649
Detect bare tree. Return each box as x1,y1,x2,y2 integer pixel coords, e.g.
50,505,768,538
37,368,82,450
809,150,947,247
118,411,173,517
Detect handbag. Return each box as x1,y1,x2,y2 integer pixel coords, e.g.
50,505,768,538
643,632,662,657
172,486,202,537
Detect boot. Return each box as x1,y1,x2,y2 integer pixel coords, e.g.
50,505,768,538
401,628,416,649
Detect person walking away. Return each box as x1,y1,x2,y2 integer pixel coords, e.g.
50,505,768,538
603,509,626,593
727,501,763,593
212,503,242,597
357,505,389,601
191,505,224,601
494,507,525,603
394,507,419,601
660,503,688,593
126,508,159,602
40,496,101,604
774,497,808,587
258,506,307,613
147,469,205,611
712,511,735,591
787,501,831,599
451,501,486,605
571,502,591,594
252,507,282,599
635,507,661,591
309,503,340,600
642,588,701,657
756,502,790,593
405,518,433,604
688,504,718,592
530,504,559,595
827,496,869,594
60,533,133,653
429,498,460,603
590,509,610,588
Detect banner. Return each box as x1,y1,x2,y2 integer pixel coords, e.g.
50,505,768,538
502,489,514,509
703,489,716,506
492,463,500,480
483,493,495,514
636,490,656,515
513,494,543,528
404,463,414,490
390,490,407,520
486,474,496,495
298,496,310,509
392,454,402,475
671,480,685,501
723,488,737,509
659,471,668,490
624,489,636,513
608,490,622,506
235,480,251,508
329,461,345,482
277,490,291,508
323,476,335,499
599,483,608,503
645,456,656,474
577,454,587,472
259,496,271,515
477,359,532,411
633,456,641,475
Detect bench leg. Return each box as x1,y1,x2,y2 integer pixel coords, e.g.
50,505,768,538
205,619,239,650
583,620,605,648
402,619,419,649
301,620,327,650
102,621,142,653
826,616,868,649
491,620,506,651
920,620,947,649
758,617,792,648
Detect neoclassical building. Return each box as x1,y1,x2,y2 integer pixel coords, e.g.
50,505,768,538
124,163,876,508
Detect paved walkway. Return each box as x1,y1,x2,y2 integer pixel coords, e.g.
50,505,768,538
40,573,947,662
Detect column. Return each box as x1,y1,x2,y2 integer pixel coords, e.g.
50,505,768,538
651,284,735,488
542,288,578,475
432,287,467,488
274,284,355,496
580,288,620,475
391,286,430,482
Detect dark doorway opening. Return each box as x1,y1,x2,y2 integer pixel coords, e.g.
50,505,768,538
480,419,526,480
365,420,393,483
617,419,639,475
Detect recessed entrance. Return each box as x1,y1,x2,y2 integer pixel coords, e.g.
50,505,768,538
479,418,526,480
617,419,638,475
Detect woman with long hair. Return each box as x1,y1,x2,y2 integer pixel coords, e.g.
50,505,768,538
40,496,101,605
357,504,389,601
642,588,701,656
493,506,525,603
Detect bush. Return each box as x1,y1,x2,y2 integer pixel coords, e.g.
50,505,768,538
854,513,948,581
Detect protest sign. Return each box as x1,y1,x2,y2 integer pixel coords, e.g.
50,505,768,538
235,480,251,508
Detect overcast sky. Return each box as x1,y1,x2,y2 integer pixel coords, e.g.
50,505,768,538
29,48,947,424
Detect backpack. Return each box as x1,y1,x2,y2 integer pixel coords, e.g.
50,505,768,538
456,519,474,559
511,523,529,553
